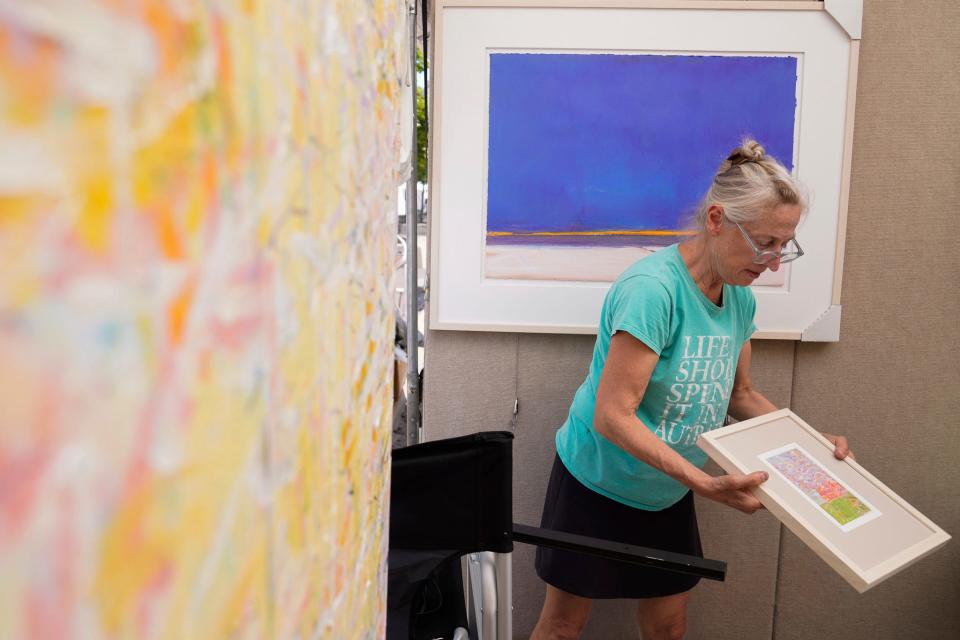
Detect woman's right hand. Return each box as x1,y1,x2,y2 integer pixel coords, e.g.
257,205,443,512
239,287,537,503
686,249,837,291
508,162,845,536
696,472,768,514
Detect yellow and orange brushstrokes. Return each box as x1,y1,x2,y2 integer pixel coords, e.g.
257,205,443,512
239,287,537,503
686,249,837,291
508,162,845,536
0,1,404,638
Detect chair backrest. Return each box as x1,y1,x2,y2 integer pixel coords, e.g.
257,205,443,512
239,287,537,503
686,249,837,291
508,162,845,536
390,431,514,553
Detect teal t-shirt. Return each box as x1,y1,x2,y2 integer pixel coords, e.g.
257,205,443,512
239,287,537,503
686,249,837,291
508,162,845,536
555,245,757,510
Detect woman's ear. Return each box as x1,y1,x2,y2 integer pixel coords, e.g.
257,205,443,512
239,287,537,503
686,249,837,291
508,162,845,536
705,204,725,236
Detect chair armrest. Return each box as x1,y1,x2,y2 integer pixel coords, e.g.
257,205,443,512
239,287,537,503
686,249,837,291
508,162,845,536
511,523,726,582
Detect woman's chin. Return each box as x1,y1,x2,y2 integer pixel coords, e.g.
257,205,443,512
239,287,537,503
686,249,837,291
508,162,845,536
741,269,764,285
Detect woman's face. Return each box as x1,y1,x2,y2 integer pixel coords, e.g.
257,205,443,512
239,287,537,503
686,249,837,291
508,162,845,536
714,203,803,287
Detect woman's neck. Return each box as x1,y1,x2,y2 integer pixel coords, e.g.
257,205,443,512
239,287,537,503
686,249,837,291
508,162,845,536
678,236,724,304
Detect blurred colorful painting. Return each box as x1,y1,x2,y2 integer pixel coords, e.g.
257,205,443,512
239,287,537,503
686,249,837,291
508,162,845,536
0,1,402,638
763,444,881,532
485,52,798,284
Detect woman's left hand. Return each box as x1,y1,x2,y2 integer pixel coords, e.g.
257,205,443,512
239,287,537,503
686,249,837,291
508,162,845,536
822,433,854,460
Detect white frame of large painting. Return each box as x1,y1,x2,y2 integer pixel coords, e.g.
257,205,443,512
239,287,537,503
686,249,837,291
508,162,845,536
428,1,862,339
697,409,951,592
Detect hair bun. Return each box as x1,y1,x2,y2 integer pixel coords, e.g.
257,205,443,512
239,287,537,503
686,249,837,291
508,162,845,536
726,139,766,167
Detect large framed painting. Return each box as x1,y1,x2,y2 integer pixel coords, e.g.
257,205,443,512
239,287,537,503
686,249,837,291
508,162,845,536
698,410,951,592
428,1,863,339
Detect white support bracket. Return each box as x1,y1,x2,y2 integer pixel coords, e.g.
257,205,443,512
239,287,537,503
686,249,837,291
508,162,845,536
824,0,863,40
801,304,842,342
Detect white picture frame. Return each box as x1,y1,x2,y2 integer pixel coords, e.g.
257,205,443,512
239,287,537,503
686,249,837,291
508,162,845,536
697,409,951,593
428,1,862,340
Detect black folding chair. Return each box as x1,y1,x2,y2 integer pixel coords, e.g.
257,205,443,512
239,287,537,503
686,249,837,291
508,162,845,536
387,431,726,640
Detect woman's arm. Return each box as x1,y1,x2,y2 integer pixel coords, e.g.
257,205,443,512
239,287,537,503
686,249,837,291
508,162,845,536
594,331,768,514
728,340,852,460
727,340,777,420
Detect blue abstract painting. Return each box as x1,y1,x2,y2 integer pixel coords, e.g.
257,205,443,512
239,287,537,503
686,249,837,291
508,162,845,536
484,53,798,281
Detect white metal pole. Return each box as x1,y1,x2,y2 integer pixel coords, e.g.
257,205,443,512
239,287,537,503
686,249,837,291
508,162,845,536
405,0,421,445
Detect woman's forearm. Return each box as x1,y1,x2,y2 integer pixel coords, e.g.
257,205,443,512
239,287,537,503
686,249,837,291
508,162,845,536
594,403,770,514
594,411,713,493
727,387,777,422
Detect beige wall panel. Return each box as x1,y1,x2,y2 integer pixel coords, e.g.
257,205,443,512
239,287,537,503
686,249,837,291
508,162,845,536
774,530,957,640
512,333,596,516
685,494,781,640
512,333,596,636
746,340,795,409
422,330,519,439
775,1,960,638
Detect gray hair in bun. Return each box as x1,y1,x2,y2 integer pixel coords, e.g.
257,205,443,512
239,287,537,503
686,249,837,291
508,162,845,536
694,138,807,227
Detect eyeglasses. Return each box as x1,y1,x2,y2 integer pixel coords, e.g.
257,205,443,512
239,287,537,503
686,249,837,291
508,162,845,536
732,220,804,265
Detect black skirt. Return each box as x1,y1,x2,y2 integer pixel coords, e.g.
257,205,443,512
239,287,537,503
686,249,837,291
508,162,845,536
535,454,703,599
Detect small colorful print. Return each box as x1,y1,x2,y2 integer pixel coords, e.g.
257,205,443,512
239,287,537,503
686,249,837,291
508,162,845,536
764,446,873,527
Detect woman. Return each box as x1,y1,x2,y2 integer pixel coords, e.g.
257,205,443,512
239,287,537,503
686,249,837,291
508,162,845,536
530,140,851,640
